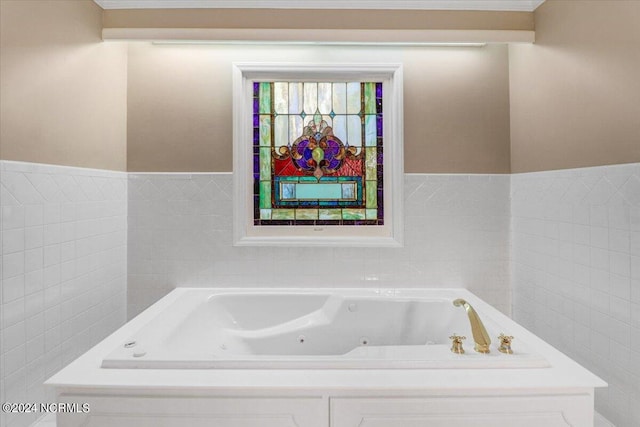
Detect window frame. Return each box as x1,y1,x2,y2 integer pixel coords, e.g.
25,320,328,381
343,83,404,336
232,62,404,247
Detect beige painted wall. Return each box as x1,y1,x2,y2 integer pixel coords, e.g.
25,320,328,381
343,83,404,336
0,0,128,171
127,43,511,173
509,0,640,173
104,8,533,31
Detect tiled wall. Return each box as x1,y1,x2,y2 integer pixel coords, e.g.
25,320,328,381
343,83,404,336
511,162,640,427
127,173,511,318
0,161,127,427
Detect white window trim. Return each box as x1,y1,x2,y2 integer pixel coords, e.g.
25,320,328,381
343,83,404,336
232,62,404,247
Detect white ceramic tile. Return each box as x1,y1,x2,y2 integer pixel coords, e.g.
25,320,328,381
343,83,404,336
0,161,127,427
128,173,511,317
512,162,640,427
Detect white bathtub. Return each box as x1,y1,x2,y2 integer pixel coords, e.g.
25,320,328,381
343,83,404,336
103,289,546,369
47,288,606,427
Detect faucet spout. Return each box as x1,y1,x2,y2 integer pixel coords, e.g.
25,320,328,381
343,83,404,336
453,298,491,353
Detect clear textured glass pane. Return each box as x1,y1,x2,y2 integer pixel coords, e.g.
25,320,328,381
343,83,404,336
347,115,362,148
321,115,332,129
346,82,361,114
274,115,288,148
332,83,346,114
289,82,303,114
281,183,295,200
341,183,356,200
365,115,376,146
303,83,317,114
303,115,314,128
274,82,288,114
289,116,303,141
318,82,332,114
332,115,347,144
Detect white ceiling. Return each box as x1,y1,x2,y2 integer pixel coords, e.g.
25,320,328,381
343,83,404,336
93,0,546,12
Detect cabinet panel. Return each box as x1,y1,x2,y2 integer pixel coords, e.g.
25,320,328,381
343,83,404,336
331,395,593,427
57,395,326,427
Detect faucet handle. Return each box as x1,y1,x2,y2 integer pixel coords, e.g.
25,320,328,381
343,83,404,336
449,334,466,354
498,333,514,354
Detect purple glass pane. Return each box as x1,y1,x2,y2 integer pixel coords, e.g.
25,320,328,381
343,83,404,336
328,158,340,169
326,138,340,155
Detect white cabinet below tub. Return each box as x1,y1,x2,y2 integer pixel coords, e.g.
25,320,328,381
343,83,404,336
57,395,327,427
56,392,595,427
330,395,594,427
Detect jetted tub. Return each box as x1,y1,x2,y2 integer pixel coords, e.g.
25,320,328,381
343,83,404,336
102,289,547,369
47,288,606,427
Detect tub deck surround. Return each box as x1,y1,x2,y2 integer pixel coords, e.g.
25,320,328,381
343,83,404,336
100,289,548,369
46,288,605,427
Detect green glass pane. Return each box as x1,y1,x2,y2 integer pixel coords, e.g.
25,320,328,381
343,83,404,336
366,181,377,209
343,208,365,220
296,183,342,200
366,209,378,219
259,82,271,114
365,148,377,181
259,115,271,146
365,115,376,146
260,181,271,209
260,209,272,220
272,209,294,220
364,82,375,114
259,147,271,181
295,209,318,220
319,209,342,220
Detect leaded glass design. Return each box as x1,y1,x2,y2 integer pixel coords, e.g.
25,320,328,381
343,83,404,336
253,81,383,226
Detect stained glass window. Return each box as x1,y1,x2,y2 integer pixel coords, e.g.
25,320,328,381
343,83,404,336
253,81,384,226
